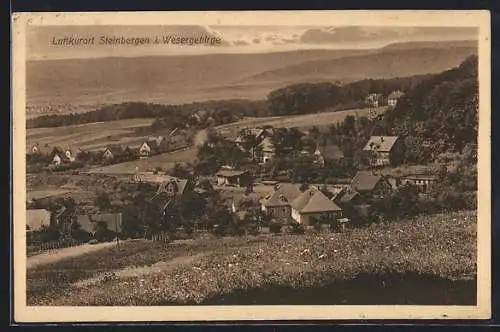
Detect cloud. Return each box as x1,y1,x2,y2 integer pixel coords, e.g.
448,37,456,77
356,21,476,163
252,38,260,44
299,26,478,45
300,27,399,44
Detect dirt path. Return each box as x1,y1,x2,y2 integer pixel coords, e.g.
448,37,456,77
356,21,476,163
27,241,121,269
73,252,208,288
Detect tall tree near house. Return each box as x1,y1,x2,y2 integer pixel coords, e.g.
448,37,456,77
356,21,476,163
95,191,112,211
308,125,321,141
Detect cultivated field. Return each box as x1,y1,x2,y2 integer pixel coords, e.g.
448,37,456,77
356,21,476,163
26,118,155,153
27,210,477,306
86,147,198,175
216,107,388,138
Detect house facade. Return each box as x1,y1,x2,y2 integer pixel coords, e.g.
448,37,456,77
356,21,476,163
261,183,302,220
365,93,383,107
139,137,165,158
400,174,438,193
102,145,129,162
350,171,393,199
387,90,405,108
215,168,251,187
290,188,343,225
362,136,400,167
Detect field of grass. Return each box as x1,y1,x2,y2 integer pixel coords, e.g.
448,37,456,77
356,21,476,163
86,147,198,174
27,210,477,306
216,107,387,138
26,118,155,153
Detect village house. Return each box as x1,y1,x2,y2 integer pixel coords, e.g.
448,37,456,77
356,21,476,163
50,147,74,166
26,209,52,232
261,183,302,220
365,93,384,107
290,188,343,225
387,90,405,109
235,127,276,163
139,136,165,158
215,166,252,187
350,171,393,199
362,136,400,167
76,213,123,235
400,174,438,193
30,143,48,155
102,145,130,162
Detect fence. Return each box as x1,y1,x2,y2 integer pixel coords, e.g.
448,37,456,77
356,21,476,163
27,239,88,256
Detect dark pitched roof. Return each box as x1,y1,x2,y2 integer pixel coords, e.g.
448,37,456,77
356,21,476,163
318,144,344,160
216,169,249,178
388,90,405,99
263,183,302,207
363,136,399,152
104,145,128,157
156,178,190,196
291,189,342,213
339,189,360,204
351,171,383,192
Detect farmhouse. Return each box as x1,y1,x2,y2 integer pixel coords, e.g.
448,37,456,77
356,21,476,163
26,209,52,231
350,171,393,199
365,93,383,107
31,143,48,155
290,188,343,225
400,174,438,193
76,213,123,235
235,128,275,163
261,183,302,219
102,145,129,162
317,144,344,162
215,167,252,187
387,90,405,108
139,136,165,158
50,147,72,166
362,136,400,167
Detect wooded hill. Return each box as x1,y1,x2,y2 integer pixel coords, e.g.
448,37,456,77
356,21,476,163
379,55,478,154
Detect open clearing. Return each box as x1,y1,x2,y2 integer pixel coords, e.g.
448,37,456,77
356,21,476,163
27,210,476,306
26,118,155,152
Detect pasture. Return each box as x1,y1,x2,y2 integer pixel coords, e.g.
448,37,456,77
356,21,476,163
26,118,155,153
27,210,476,306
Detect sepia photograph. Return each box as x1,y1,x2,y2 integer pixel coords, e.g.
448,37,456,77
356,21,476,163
12,10,491,322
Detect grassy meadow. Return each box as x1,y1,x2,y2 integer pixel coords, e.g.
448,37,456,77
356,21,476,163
27,210,477,306
26,118,155,153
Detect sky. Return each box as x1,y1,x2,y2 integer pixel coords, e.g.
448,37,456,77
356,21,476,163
27,25,478,60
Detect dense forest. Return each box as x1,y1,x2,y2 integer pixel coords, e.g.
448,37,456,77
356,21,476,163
377,55,478,155
265,74,432,116
27,73,432,129
26,99,268,129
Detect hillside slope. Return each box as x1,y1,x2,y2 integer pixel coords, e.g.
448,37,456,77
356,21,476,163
248,45,477,84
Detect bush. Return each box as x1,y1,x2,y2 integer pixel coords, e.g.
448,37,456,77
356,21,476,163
289,221,305,234
269,220,283,234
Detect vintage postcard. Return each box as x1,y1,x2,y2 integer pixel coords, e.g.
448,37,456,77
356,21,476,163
12,10,491,322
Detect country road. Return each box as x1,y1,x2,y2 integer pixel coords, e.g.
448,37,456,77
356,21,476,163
27,241,122,269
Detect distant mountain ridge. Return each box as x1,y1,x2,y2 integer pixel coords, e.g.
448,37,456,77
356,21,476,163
26,40,477,112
